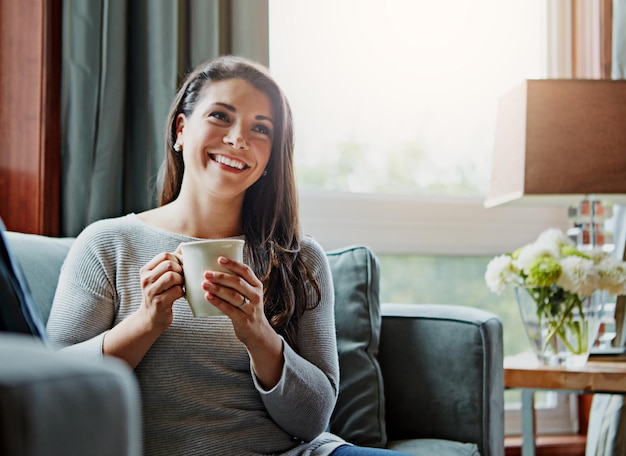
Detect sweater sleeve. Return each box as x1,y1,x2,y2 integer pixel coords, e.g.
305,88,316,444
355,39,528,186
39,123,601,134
251,237,339,441
46,223,118,358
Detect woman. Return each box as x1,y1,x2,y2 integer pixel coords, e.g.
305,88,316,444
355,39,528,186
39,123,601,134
47,56,408,456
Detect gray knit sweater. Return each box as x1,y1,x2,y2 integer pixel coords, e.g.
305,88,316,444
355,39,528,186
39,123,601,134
46,214,346,456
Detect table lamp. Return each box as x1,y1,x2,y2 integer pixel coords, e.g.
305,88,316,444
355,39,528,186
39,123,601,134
485,79,626,350
485,79,626,250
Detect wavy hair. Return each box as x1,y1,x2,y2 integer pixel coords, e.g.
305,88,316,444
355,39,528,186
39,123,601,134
157,56,320,349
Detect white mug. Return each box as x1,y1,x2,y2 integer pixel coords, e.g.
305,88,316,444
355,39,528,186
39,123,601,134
179,239,245,317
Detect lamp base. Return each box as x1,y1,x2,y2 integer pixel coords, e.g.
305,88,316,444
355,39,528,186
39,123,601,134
567,196,614,252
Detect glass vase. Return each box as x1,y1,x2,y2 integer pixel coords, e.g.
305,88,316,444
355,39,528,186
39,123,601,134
515,286,605,367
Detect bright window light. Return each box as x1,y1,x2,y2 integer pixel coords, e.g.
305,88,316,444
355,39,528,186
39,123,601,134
269,0,543,196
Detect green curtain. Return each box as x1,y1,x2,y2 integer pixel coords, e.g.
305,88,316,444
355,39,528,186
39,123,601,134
613,0,626,78
61,0,269,237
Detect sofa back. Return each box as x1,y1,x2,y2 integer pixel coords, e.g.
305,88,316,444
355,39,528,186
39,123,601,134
5,232,74,323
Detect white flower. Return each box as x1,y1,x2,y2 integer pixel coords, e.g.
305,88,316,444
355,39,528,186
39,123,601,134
557,255,599,297
515,242,558,273
596,256,626,296
536,228,572,250
486,228,626,301
588,249,610,264
485,254,519,294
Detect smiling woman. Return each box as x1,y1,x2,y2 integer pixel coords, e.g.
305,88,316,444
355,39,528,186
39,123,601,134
171,78,273,201
46,55,423,456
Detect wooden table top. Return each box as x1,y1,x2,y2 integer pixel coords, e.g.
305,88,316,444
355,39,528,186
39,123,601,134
504,353,626,394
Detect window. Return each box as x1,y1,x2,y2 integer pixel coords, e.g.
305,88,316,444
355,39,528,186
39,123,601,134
269,0,575,435
269,0,543,197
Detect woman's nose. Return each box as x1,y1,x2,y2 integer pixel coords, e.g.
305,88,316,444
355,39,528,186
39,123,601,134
223,125,248,150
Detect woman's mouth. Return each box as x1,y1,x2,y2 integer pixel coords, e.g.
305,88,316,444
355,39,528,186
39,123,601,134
210,154,249,171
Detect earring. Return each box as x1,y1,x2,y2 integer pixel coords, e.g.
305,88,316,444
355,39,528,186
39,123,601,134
262,170,268,177
173,142,182,153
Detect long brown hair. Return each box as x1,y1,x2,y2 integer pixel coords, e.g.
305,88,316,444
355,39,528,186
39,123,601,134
157,56,320,349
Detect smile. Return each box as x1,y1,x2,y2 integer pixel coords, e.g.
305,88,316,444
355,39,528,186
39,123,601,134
210,154,249,170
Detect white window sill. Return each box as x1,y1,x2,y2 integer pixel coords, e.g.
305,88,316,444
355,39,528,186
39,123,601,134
299,189,570,256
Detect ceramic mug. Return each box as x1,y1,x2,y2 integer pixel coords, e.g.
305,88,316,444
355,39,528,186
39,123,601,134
179,239,245,317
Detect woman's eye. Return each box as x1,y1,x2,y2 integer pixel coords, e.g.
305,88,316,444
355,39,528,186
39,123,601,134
209,111,229,122
253,124,271,136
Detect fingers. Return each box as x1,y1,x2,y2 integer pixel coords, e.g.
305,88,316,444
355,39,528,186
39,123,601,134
216,256,262,288
202,274,254,311
142,251,183,274
141,254,184,297
236,296,250,309
201,257,262,312
140,252,185,329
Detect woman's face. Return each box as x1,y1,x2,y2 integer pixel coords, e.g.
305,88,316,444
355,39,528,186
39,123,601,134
175,78,274,202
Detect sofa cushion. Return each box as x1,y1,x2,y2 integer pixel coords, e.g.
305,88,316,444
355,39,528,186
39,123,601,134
327,245,386,447
0,222,47,338
3,231,73,323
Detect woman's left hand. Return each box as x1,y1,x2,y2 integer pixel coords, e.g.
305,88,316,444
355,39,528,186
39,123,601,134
202,256,284,389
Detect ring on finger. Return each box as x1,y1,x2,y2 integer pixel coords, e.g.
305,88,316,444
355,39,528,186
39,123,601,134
238,295,249,309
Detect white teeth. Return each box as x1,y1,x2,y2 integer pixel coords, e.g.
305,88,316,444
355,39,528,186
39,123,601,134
213,155,246,170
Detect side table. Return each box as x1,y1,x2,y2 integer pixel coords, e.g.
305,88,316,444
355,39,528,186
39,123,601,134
504,353,626,456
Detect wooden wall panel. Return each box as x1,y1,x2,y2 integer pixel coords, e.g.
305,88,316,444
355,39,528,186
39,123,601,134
0,0,61,235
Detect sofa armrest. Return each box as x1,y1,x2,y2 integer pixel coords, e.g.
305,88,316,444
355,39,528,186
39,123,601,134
0,334,142,456
379,303,504,456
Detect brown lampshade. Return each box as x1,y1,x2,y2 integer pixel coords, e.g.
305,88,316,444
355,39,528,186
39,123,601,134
485,79,626,208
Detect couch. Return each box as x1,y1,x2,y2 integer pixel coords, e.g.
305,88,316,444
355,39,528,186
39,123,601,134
1,231,504,455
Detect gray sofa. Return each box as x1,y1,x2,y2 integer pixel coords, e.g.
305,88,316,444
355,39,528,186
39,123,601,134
1,231,504,455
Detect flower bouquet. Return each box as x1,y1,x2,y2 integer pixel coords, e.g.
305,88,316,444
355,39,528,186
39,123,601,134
485,228,626,366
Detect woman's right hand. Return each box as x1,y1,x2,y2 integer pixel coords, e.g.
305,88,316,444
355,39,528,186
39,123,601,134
103,251,184,368
139,252,185,331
